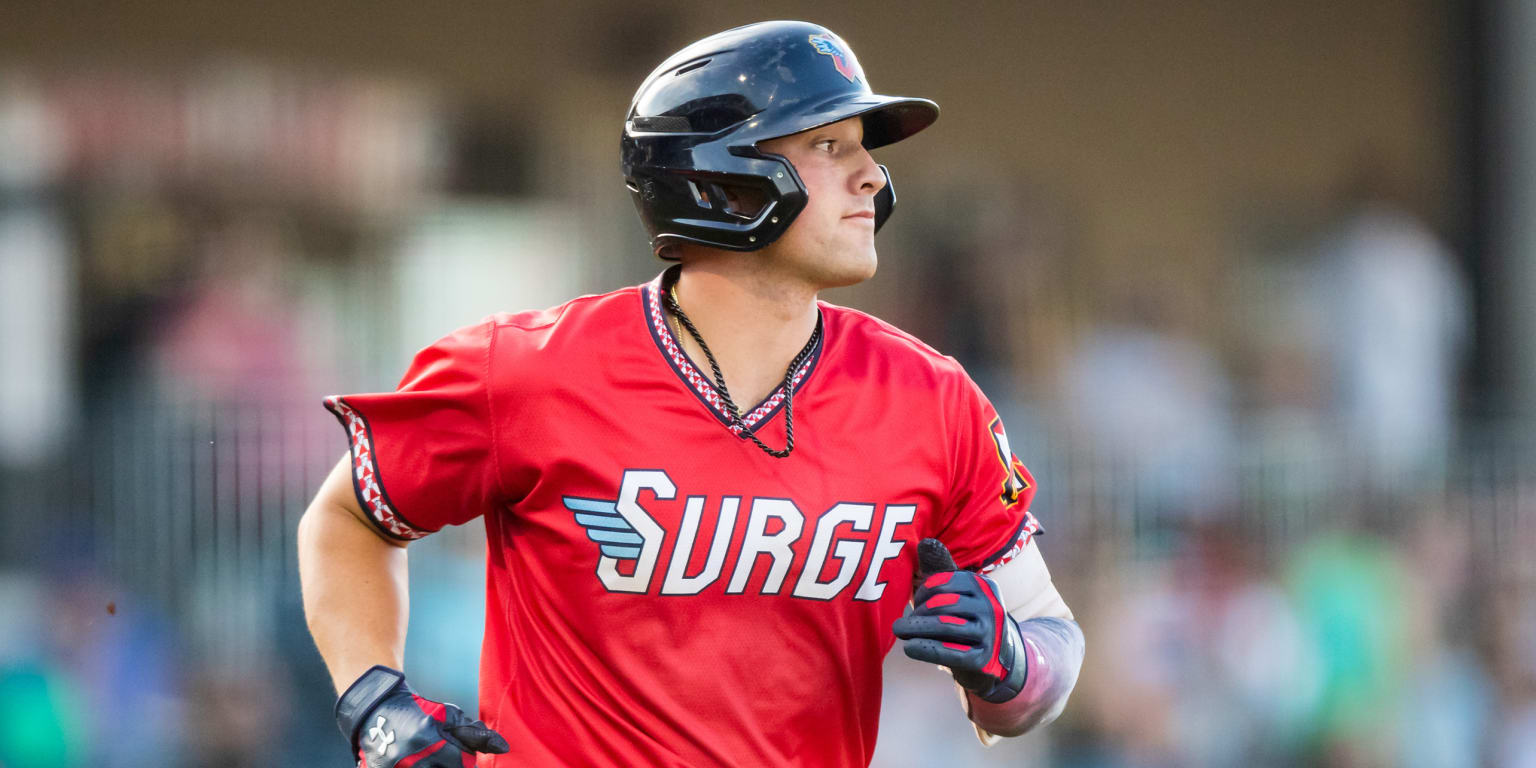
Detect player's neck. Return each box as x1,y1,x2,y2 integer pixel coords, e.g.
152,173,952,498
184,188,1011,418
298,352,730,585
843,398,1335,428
671,260,820,409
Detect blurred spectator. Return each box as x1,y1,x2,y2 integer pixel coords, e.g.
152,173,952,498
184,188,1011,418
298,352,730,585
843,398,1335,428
0,567,185,767
1398,648,1493,768
1081,523,1318,767
1285,529,1411,767
1392,509,1492,768
0,76,68,191
1059,289,1238,520
901,180,1073,400
1490,562,1536,768
1307,182,1470,496
0,76,74,470
0,572,83,768
186,654,289,767
0,206,75,468
150,212,317,407
1499,706,1536,768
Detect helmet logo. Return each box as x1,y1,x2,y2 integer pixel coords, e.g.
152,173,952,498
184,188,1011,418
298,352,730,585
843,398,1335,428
808,34,863,84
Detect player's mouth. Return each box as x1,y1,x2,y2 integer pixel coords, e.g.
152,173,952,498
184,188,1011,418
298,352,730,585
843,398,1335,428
843,210,875,222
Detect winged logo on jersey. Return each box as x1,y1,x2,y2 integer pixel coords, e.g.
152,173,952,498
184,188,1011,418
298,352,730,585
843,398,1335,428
565,496,645,559
988,417,1030,506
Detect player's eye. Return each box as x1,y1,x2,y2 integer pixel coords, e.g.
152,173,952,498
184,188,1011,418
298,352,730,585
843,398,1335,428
814,138,837,154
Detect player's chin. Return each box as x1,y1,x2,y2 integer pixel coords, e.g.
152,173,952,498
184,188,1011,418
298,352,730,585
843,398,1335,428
818,246,877,288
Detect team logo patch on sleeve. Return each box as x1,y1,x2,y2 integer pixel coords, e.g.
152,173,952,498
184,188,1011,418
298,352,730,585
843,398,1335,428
989,417,1030,506
808,33,864,84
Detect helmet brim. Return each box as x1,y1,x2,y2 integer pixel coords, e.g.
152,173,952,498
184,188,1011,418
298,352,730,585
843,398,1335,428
846,94,941,149
748,93,939,150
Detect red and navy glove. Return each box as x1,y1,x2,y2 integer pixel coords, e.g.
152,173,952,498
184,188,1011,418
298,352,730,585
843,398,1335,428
336,665,509,767
892,538,1028,703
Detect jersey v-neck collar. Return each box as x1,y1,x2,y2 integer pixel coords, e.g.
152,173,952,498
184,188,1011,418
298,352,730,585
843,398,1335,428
639,267,826,437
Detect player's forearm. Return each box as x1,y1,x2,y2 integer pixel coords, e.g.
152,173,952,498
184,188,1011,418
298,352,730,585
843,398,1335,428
966,617,1084,738
297,500,411,694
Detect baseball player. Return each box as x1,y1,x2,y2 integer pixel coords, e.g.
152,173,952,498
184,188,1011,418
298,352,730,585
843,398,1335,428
299,20,1084,767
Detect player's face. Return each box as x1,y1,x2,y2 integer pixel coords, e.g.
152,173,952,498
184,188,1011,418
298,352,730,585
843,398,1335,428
757,117,887,290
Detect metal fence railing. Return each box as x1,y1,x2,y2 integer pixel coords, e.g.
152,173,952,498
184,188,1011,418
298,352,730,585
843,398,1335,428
3,391,1534,765
10,394,1532,630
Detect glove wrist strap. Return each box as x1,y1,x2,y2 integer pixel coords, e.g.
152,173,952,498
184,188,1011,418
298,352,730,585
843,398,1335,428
977,617,1029,703
335,665,407,750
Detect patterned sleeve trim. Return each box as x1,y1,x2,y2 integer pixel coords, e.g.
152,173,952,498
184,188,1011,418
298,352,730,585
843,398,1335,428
323,395,432,541
978,513,1042,575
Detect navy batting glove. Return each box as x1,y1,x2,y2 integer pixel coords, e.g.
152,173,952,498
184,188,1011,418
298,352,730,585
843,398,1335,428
892,538,1028,703
336,665,509,768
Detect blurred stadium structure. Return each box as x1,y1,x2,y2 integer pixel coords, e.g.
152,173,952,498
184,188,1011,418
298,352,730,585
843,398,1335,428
2,1,1536,766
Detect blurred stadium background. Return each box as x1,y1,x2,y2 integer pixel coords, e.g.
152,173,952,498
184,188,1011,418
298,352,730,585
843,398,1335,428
1,1,1533,765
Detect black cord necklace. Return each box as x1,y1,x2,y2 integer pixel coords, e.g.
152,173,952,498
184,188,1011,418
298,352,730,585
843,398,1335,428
663,279,820,458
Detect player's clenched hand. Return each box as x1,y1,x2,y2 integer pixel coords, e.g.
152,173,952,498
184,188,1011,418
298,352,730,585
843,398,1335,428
336,666,509,767
892,538,1027,703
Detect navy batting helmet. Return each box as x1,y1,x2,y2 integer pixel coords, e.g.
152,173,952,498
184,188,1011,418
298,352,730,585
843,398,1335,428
621,21,939,258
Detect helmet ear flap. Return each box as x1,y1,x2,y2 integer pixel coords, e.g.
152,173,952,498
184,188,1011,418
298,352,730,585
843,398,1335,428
873,165,896,233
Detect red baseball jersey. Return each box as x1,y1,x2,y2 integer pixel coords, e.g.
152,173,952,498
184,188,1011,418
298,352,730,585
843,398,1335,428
325,270,1041,767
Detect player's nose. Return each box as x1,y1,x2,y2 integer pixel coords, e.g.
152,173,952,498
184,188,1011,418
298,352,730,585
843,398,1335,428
852,146,886,196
